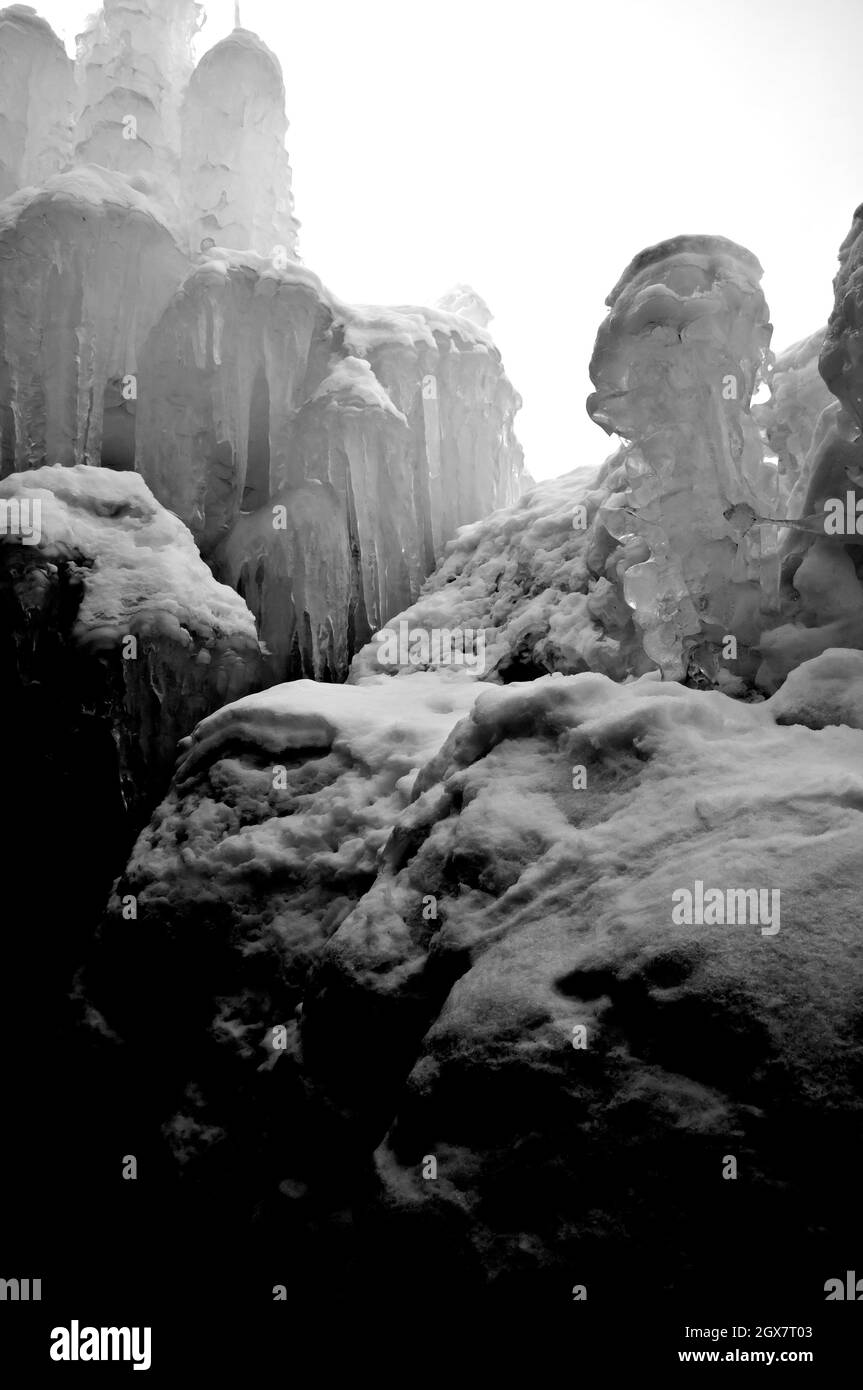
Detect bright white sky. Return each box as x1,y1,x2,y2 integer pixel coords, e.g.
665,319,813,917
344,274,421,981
36,0,863,480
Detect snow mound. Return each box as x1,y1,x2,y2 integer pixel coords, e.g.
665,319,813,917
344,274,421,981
766,647,863,729
0,465,258,650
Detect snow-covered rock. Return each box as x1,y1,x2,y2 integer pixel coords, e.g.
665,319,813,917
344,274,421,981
0,463,263,816
81,651,863,1296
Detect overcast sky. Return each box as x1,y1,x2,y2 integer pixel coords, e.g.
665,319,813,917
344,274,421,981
38,0,863,480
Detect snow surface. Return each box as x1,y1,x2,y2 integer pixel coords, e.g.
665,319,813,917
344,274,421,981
310,356,407,423
0,464,259,649
0,163,174,234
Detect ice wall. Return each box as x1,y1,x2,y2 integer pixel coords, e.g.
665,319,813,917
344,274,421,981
0,5,75,199
587,235,776,682
181,26,299,257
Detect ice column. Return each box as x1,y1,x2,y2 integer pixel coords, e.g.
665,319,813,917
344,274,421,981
180,26,300,257
74,0,202,218
0,5,75,199
587,235,775,680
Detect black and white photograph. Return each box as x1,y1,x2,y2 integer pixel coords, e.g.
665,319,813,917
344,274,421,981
1,0,862,1373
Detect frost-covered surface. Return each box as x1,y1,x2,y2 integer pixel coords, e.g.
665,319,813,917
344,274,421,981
84,650,863,1294
0,465,262,812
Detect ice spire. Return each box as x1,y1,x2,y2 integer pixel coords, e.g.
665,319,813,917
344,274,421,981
587,235,775,682
180,19,300,255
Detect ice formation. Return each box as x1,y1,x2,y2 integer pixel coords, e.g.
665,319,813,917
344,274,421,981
0,166,188,471
181,25,299,257
754,208,863,688
75,0,202,223
586,236,777,682
0,4,75,198
752,326,832,495
0,4,523,678
349,224,863,695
